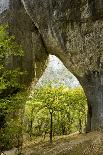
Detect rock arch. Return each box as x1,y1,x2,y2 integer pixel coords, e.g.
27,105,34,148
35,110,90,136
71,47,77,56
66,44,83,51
1,0,103,131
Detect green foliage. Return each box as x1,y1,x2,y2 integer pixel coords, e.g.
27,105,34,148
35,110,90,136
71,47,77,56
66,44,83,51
0,25,27,152
0,91,29,152
0,25,24,94
25,84,87,141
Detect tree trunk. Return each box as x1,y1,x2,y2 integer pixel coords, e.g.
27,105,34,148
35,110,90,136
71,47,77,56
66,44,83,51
29,120,33,137
79,118,82,133
29,108,34,137
86,102,92,132
61,124,66,135
43,131,47,140
80,71,103,131
50,111,53,143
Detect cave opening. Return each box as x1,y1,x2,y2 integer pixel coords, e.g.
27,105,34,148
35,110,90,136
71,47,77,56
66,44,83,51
31,54,88,135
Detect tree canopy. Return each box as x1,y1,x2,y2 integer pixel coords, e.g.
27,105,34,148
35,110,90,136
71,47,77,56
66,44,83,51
25,84,87,143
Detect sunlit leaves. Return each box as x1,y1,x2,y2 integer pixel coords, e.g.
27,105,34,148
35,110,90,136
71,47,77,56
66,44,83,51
25,84,87,136
0,25,23,59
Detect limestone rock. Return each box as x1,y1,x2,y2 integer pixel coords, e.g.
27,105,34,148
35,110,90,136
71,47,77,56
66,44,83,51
0,0,48,86
22,0,103,77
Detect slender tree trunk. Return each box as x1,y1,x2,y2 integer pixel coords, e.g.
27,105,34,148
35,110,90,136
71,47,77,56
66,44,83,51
50,111,53,143
61,124,66,135
43,131,46,140
80,71,103,131
79,118,82,133
86,102,92,132
29,119,33,137
29,108,34,137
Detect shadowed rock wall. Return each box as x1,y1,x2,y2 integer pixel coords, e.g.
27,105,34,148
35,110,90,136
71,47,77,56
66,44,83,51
0,0,48,86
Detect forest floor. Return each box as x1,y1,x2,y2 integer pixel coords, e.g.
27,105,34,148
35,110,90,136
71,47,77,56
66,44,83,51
22,131,103,155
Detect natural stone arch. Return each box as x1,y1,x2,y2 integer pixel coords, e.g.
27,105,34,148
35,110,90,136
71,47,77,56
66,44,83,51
21,0,103,132
1,0,103,131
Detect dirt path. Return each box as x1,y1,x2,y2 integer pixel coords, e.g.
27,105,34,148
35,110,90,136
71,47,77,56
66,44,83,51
23,132,103,155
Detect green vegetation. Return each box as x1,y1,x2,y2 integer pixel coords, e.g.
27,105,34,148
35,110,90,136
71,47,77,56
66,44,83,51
0,25,24,96
0,25,27,154
25,84,87,143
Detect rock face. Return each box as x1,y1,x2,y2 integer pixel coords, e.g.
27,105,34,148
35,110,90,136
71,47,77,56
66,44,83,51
0,0,48,86
1,0,103,131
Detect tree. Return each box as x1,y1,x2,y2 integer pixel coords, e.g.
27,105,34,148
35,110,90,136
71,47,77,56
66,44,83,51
25,84,87,143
